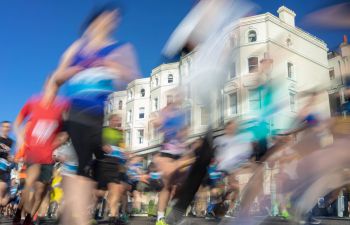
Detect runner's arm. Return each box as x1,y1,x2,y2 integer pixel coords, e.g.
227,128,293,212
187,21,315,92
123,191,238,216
102,43,140,84
43,41,82,105
13,101,31,149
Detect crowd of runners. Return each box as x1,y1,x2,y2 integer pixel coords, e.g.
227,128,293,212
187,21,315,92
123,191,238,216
1,1,350,225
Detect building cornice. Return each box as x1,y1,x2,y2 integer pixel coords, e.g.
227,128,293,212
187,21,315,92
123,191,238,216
228,13,327,51
109,91,127,98
233,38,328,69
127,77,150,88
151,62,179,75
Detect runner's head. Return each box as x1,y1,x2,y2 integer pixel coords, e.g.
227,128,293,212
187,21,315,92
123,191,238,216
0,121,11,137
224,120,236,136
82,3,123,38
108,114,121,129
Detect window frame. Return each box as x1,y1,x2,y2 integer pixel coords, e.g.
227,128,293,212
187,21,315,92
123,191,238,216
247,30,257,43
248,88,262,111
127,110,132,123
228,92,238,115
140,88,146,97
139,107,145,119
118,100,123,110
137,129,144,144
168,74,174,84
153,97,159,111
200,106,209,125
329,68,335,80
248,57,259,73
287,62,294,79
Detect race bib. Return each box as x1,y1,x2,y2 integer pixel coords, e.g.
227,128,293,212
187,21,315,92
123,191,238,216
31,120,58,145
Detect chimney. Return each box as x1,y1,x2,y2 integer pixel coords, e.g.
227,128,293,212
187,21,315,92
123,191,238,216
340,34,350,57
277,6,296,27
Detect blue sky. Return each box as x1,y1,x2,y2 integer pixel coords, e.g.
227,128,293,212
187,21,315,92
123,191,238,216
0,0,348,125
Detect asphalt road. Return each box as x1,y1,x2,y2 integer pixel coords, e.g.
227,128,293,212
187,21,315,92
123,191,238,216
1,216,350,225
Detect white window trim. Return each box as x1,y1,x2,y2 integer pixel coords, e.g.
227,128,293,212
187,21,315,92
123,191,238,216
140,88,146,97
139,107,145,119
248,88,261,111
248,56,259,74
228,92,238,115
168,74,174,84
287,61,295,80
137,129,144,144
118,100,123,110
329,68,335,81
246,28,257,43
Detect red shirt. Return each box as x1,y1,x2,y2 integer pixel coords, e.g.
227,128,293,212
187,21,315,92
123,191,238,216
19,95,69,164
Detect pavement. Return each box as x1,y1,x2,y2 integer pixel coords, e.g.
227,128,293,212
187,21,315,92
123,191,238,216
1,216,350,225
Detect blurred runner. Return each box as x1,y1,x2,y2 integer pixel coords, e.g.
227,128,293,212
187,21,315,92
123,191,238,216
150,90,192,225
43,4,139,225
13,92,68,225
94,114,128,225
0,121,14,208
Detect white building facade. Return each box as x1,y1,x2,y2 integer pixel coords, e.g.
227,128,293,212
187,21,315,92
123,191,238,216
327,36,350,116
106,6,332,154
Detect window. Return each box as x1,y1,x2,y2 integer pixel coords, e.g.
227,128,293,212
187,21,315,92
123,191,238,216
107,100,113,113
289,93,296,112
137,129,144,144
154,98,158,111
200,107,209,125
168,74,173,83
118,100,123,110
166,95,173,105
140,88,145,97
286,38,292,47
155,77,159,86
150,126,155,140
229,62,236,79
249,89,261,111
248,57,259,73
229,93,237,115
126,131,131,146
127,110,132,122
287,62,294,79
329,69,335,80
139,107,145,119
248,30,257,43
128,90,133,99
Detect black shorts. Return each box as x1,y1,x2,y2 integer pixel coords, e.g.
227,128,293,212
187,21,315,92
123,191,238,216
27,164,54,184
18,178,25,190
94,159,128,190
66,107,104,177
0,170,10,183
252,138,268,162
159,152,181,160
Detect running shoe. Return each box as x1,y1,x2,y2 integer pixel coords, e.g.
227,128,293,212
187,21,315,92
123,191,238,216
108,217,116,225
120,213,129,224
22,214,33,225
12,208,22,224
280,210,290,220
156,218,169,225
299,217,322,225
90,219,98,225
205,211,219,221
